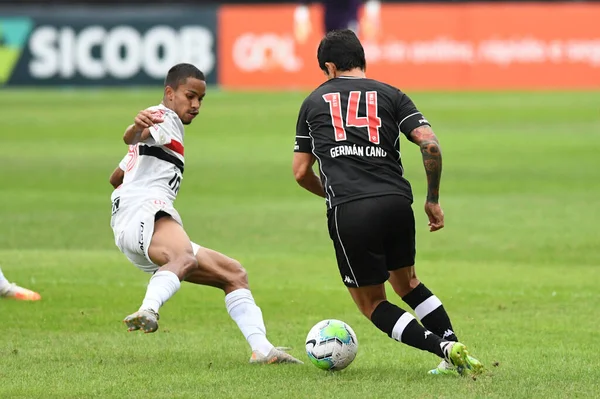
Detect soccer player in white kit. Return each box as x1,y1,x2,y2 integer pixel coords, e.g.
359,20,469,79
0,267,41,301
109,63,301,364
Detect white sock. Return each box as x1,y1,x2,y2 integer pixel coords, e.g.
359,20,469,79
139,270,181,313
225,288,274,356
0,267,9,290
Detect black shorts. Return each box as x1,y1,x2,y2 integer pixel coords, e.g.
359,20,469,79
327,195,416,288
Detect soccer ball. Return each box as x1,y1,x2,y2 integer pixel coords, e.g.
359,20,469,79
305,319,358,371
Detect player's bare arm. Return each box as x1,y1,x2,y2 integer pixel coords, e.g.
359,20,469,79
293,152,326,198
408,125,442,203
122,110,164,145
408,125,444,232
109,166,124,189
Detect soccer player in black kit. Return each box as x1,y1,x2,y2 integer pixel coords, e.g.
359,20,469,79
293,29,484,376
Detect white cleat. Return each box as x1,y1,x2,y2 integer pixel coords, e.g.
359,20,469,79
249,346,304,364
123,309,159,333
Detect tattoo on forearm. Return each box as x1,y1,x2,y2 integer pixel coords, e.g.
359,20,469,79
420,141,442,203
410,126,442,203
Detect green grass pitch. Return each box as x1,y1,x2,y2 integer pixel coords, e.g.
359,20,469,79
0,88,599,398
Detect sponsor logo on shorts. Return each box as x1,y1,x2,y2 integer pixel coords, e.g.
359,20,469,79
139,221,145,253
343,275,355,285
111,197,120,215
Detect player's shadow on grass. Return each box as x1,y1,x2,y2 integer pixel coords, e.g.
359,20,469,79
321,365,431,382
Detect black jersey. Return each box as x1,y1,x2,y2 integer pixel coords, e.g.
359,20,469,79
294,77,431,208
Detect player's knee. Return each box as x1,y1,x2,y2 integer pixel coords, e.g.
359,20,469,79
408,276,420,290
356,304,371,319
351,293,385,319
158,252,197,280
178,253,199,279
225,259,249,290
394,276,420,297
216,260,247,292
357,300,383,320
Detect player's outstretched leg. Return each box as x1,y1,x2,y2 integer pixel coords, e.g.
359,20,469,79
349,283,481,375
124,216,198,333
388,267,483,375
184,247,303,364
0,267,41,301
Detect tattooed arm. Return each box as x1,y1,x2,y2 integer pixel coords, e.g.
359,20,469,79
408,125,442,203
408,125,444,231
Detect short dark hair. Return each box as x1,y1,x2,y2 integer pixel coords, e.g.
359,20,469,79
317,29,366,73
164,63,205,89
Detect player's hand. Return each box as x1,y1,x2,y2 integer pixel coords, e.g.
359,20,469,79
134,110,164,131
424,201,444,232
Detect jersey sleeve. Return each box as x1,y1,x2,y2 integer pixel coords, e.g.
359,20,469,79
146,109,181,147
118,153,128,171
396,91,431,137
294,98,312,153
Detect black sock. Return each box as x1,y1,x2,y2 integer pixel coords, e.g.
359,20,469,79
402,283,459,342
370,301,449,359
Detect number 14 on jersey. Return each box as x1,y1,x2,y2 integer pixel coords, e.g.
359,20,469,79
323,91,382,144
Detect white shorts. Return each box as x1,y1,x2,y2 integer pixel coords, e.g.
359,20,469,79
111,197,201,274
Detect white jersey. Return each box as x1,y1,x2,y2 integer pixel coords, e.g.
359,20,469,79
111,104,185,206
109,103,205,273
110,104,186,234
